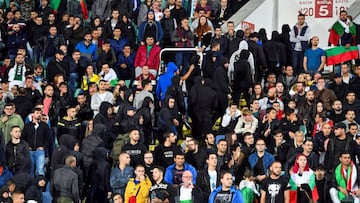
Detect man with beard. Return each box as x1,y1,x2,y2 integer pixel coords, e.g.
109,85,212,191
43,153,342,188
185,139,207,170
205,133,216,153
149,166,174,203
46,50,69,83
75,32,98,63
154,131,181,168
297,90,315,121
314,77,337,111
258,87,284,117
22,108,50,177
328,100,345,124
8,54,31,89
260,161,290,203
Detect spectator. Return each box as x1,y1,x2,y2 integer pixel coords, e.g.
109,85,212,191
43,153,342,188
138,10,163,45
110,152,134,197
6,24,28,60
22,108,50,177
260,161,290,203
209,171,244,203
0,103,24,145
173,170,203,202
134,36,161,78
249,138,274,183
51,155,80,203
121,129,147,168
5,126,30,174
124,165,152,203
303,36,326,76
149,166,174,203
196,152,220,198
110,27,129,58
46,50,69,84
329,152,360,202
164,152,197,186
91,79,114,116
324,122,355,173
57,105,82,142
75,32,97,63
116,44,135,82
290,13,310,74
96,39,116,71
314,77,337,112
8,54,30,89
156,62,178,102
213,0,232,26
80,65,100,91
171,17,194,74
328,10,356,47
154,131,181,168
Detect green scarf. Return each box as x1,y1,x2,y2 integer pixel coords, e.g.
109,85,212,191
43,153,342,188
335,163,352,200
14,64,23,81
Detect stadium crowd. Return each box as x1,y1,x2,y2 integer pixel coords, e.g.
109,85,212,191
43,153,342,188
0,0,360,202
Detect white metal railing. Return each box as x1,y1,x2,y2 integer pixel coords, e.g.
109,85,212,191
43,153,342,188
158,48,203,76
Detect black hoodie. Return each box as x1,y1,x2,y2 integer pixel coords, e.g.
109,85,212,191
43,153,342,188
25,175,46,202
165,76,185,115
87,147,111,194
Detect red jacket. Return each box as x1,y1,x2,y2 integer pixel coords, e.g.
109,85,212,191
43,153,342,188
134,44,161,71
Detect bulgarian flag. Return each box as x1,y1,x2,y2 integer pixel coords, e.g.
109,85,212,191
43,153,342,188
49,0,61,12
80,0,89,20
328,20,356,46
335,161,358,201
289,172,319,203
325,46,359,65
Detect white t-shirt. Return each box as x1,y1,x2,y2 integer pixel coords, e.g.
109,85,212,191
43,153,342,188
180,187,192,202
208,170,217,192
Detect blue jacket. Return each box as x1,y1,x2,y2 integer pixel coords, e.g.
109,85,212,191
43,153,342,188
248,151,274,175
0,166,13,188
208,185,244,203
110,165,134,196
164,162,197,185
138,20,163,43
75,41,98,61
156,62,178,101
116,51,135,80
110,37,129,57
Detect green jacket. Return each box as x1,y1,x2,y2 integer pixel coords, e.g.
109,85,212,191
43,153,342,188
0,114,24,145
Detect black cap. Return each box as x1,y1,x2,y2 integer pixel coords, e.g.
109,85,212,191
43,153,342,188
334,73,342,78
127,106,136,111
249,32,259,38
334,122,346,129
1,79,9,83
55,50,65,55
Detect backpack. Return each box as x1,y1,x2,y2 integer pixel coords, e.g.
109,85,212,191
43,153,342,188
110,133,130,162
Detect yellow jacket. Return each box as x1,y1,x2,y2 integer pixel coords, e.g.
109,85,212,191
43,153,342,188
124,177,152,203
81,74,100,91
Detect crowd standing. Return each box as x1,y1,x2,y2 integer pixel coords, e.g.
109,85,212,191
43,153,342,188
1,0,360,202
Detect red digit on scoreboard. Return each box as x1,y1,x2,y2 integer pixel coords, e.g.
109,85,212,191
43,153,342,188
315,0,333,18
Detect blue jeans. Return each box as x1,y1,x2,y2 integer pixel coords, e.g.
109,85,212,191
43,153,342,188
30,149,45,177
175,52,191,75
292,50,305,74
69,73,79,93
